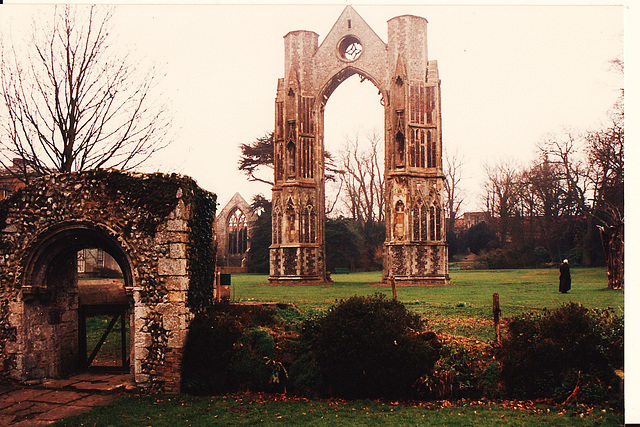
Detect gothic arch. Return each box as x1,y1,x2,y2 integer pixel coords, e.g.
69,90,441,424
21,221,135,292
0,170,216,393
318,67,386,112
270,6,448,285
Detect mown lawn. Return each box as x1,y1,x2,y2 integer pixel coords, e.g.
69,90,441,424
231,268,623,341
56,268,624,426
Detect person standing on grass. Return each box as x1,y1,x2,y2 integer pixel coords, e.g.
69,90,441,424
559,259,571,293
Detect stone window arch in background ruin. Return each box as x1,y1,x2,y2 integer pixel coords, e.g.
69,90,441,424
227,208,248,256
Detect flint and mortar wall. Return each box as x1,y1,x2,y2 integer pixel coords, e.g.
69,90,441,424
0,170,216,393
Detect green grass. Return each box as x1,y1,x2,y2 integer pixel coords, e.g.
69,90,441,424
230,268,623,341
85,314,129,365
53,394,623,426
56,268,623,426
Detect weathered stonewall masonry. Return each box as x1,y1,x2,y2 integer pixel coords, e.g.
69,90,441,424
270,6,448,285
0,170,216,393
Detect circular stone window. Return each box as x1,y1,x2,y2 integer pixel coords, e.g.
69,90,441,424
337,35,363,61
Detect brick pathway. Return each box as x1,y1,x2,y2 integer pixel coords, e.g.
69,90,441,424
0,373,131,426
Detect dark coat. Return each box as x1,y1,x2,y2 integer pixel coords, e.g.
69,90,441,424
559,263,571,293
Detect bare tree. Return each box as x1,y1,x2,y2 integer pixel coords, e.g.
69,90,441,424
443,148,465,234
522,153,572,261
337,130,385,223
538,131,593,264
0,5,171,182
587,103,624,289
483,159,523,245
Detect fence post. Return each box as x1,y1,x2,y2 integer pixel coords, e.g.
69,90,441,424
493,292,501,346
391,276,397,300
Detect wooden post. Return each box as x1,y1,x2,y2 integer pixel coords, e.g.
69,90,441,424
121,310,127,368
216,270,221,303
391,276,397,300
493,293,501,346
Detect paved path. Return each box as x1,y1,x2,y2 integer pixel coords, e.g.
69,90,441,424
0,373,131,426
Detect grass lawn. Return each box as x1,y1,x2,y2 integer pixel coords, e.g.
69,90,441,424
54,393,623,426
230,268,623,341
57,268,624,426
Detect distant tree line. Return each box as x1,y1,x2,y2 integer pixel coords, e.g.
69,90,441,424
474,88,623,287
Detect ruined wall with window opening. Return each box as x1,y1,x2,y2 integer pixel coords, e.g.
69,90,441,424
270,6,448,285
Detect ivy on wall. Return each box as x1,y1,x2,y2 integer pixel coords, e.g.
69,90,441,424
184,180,217,313
2,169,218,311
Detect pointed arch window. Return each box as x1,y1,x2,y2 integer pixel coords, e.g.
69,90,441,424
409,128,426,168
412,198,428,241
429,205,443,241
300,199,316,243
228,208,248,255
426,129,437,168
273,204,282,245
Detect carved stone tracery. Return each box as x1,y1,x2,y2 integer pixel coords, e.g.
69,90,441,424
269,6,448,285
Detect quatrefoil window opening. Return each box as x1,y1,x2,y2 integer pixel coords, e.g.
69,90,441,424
338,35,363,61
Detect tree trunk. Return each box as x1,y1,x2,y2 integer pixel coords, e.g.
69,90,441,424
598,224,624,289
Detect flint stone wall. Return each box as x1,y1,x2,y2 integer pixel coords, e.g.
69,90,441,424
0,170,216,393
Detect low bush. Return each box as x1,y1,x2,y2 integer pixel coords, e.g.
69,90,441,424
415,337,497,400
228,327,277,392
499,303,623,405
181,302,280,394
292,293,439,399
484,247,538,269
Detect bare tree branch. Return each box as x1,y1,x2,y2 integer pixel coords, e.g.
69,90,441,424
0,5,171,183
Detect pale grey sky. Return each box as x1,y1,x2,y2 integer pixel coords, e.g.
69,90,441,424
0,2,625,212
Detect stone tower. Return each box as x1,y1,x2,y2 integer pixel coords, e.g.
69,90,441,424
269,6,448,285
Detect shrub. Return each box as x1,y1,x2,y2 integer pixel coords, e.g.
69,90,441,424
294,293,439,399
415,337,497,400
499,303,623,404
463,222,497,255
229,327,276,392
484,247,539,269
181,302,279,394
533,246,552,264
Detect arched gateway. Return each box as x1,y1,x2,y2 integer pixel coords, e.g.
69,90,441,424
270,6,448,285
0,170,216,393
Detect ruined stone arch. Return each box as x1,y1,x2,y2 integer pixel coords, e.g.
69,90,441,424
318,67,386,112
0,170,217,393
21,221,136,293
270,5,448,285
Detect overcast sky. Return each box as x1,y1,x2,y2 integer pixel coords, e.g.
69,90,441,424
0,2,626,213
